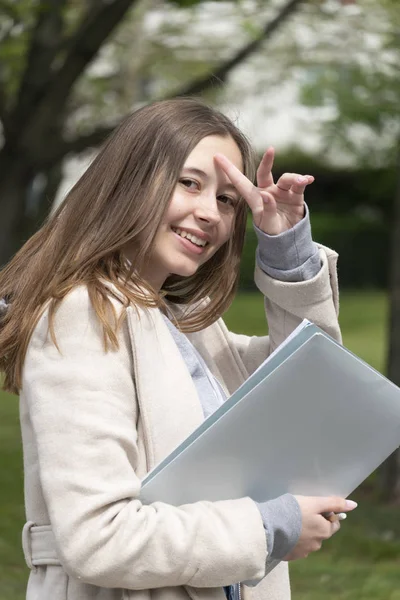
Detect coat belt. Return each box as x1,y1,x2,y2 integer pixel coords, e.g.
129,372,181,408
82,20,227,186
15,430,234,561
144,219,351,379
22,521,61,570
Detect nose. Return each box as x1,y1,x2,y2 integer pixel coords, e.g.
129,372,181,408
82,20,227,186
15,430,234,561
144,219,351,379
193,194,221,226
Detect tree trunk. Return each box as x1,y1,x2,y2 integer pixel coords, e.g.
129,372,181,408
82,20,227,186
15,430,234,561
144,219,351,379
0,149,64,267
380,138,400,504
0,0,306,269
17,164,63,249
0,147,36,267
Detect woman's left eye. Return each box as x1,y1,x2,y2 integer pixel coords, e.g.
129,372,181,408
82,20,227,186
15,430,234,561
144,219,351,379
218,195,236,206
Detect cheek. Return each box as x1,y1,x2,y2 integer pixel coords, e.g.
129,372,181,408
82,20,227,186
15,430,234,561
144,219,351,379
166,189,189,218
219,214,235,245
203,216,235,262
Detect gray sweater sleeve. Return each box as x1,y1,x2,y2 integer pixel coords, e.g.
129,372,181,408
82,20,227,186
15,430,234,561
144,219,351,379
256,495,302,559
246,209,318,583
254,204,321,282
243,495,302,585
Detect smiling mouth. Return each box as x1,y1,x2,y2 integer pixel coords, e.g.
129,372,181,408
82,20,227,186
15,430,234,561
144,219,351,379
171,227,209,248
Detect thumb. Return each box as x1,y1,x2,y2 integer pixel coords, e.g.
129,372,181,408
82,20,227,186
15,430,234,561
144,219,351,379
316,496,358,514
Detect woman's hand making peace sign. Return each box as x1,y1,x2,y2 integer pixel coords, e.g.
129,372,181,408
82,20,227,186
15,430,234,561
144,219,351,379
215,147,314,236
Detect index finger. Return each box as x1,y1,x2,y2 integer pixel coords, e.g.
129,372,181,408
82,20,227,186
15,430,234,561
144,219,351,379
316,497,358,514
214,153,262,214
257,147,275,189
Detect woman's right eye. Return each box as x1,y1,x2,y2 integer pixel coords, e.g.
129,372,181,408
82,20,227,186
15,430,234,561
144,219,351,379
180,178,199,190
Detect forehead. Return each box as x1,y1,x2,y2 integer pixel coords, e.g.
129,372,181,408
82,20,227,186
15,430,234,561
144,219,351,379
184,135,243,174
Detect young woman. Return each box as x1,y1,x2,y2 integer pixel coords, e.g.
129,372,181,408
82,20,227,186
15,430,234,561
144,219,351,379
0,98,356,600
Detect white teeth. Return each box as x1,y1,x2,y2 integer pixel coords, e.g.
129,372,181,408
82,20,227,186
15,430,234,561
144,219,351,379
187,235,207,246
172,227,207,247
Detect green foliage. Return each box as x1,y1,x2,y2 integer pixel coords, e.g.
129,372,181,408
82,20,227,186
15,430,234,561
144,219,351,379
295,0,400,167
0,0,249,134
0,0,37,100
310,213,389,288
169,0,238,6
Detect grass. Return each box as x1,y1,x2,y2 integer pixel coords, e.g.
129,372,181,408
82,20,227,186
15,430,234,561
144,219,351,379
224,289,389,373
1,289,398,600
0,391,26,600
289,497,400,600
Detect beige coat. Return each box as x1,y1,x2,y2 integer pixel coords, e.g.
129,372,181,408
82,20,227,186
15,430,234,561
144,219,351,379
19,247,341,600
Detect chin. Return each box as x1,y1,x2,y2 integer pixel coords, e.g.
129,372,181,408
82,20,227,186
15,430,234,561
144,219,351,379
171,262,201,279
173,268,199,279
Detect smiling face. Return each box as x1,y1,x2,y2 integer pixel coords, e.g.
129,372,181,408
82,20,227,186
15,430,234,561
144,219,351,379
142,135,244,291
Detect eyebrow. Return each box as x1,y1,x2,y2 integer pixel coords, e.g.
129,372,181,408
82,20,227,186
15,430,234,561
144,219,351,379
182,167,239,195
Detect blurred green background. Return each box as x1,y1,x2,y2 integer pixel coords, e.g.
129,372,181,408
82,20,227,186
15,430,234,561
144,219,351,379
1,0,399,598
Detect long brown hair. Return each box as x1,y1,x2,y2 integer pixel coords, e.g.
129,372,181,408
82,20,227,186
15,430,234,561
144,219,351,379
0,97,256,393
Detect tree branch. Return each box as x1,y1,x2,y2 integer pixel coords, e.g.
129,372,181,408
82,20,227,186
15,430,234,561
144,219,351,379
170,0,305,97
20,0,138,147
58,0,113,58
39,0,306,166
55,0,138,97
11,0,68,132
41,123,118,168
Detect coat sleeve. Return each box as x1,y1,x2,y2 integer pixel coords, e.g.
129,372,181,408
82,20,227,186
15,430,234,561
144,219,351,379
226,245,341,376
22,287,267,590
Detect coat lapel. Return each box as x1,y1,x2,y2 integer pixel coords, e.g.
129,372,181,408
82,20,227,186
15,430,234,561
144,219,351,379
126,305,204,471
186,322,247,396
167,302,247,396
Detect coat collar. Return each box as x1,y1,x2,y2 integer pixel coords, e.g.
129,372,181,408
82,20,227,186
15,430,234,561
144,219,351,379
125,305,205,471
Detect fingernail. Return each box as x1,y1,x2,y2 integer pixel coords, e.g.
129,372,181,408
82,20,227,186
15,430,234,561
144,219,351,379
345,500,358,509
296,176,307,183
